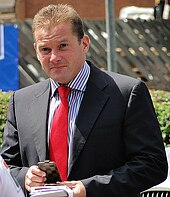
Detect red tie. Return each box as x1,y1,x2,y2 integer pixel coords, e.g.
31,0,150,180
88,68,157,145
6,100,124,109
50,86,71,181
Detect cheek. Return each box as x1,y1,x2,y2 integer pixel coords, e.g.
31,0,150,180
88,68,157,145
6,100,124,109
38,60,49,73
39,56,49,66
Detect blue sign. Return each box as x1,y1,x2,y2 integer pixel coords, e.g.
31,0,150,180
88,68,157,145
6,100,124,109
0,24,19,91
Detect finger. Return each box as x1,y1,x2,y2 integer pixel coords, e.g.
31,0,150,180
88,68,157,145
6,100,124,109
31,165,46,177
72,182,86,197
58,181,77,189
27,166,46,180
25,176,45,192
25,166,46,191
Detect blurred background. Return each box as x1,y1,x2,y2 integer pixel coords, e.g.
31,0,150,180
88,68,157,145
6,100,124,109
0,0,170,91
0,2,170,193
0,0,170,171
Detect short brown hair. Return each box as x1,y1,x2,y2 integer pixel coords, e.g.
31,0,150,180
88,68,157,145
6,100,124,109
32,4,84,41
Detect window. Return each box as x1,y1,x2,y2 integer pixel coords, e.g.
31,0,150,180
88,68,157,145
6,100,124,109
0,25,4,60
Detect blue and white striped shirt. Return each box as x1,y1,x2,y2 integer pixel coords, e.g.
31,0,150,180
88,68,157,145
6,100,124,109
48,61,90,163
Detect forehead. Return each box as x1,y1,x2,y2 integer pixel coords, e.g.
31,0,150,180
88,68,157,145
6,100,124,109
34,22,74,43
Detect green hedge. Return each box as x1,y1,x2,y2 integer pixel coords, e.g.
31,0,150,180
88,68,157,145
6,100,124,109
0,91,12,145
0,90,170,146
149,90,170,146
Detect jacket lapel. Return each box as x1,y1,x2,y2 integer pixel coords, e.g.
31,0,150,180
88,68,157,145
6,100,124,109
68,64,109,175
27,66,110,173
30,80,51,161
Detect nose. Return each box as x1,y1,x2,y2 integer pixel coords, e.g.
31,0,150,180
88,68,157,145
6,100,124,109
50,50,62,63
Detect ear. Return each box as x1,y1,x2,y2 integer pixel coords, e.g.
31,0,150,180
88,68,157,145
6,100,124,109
34,42,40,61
82,34,90,52
33,42,36,50
37,54,40,61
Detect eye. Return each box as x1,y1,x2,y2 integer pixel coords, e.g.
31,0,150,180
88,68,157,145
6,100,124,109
59,43,69,49
39,47,51,55
42,48,49,51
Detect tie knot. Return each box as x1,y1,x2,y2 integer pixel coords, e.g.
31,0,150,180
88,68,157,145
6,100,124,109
58,86,71,99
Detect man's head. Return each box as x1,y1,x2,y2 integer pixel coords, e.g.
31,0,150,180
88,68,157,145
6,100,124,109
32,4,84,43
33,4,90,84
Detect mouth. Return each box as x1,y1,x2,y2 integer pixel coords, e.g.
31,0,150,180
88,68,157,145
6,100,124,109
50,65,66,70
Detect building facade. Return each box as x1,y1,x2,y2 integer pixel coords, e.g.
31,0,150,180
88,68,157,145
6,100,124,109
16,0,155,20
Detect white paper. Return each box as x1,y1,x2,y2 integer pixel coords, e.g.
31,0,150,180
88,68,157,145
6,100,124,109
30,185,73,197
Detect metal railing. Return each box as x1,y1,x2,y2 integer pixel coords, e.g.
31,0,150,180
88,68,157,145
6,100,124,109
141,190,170,197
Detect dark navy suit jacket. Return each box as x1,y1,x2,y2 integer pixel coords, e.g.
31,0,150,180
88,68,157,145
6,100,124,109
1,61,168,197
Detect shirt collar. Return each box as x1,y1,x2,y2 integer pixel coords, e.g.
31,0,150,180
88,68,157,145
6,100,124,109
50,61,90,98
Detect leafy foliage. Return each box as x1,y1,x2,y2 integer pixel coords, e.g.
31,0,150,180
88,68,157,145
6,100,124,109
0,91,12,146
0,90,170,146
150,90,170,146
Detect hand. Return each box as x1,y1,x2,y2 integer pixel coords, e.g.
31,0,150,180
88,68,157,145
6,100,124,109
57,180,86,197
25,165,46,192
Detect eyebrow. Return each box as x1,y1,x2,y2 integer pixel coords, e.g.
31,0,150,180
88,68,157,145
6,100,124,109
36,43,47,48
35,37,71,50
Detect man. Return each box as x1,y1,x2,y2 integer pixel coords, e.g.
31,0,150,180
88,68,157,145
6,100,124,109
0,155,25,197
0,4,168,197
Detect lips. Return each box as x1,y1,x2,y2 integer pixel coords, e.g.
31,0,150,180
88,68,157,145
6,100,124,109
50,63,67,69
50,65,67,71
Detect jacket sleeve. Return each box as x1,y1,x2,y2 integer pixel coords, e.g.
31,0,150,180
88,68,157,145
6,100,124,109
81,81,168,197
0,92,28,192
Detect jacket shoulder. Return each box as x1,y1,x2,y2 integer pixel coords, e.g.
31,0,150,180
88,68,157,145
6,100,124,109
102,70,149,103
14,79,50,97
104,70,140,88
